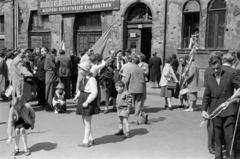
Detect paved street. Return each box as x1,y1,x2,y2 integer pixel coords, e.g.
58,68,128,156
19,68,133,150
0,85,212,159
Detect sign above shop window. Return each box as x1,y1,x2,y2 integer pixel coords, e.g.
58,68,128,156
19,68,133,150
37,0,120,15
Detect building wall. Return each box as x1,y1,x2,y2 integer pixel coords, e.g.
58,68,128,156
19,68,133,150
1,0,13,49
1,0,240,57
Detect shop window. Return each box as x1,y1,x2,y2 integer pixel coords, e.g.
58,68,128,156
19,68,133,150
182,1,200,48
0,15,4,34
28,11,51,49
75,12,102,53
206,0,226,48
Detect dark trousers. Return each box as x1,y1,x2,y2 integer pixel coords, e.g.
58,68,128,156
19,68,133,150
70,76,77,97
45,81,58,110
207,119,215,151
213,115,236,159
59,77,70,99
37,80,46,106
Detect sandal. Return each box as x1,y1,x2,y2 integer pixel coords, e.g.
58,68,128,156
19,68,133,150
12,148,20,156
24,148,31,156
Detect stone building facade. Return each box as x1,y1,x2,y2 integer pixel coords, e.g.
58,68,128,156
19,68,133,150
0,0,240,71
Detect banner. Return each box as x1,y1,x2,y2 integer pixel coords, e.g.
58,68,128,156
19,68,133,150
38,0,120,15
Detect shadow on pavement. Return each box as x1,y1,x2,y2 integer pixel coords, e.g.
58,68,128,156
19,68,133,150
0,130,50,142
30,142,57,152
144,107,165,113
0,122,6,125
94,128,148,145
67,104,77,109
148,117,166,124
33,106,44,112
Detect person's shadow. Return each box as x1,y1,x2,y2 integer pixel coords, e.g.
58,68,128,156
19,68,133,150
29,142,57,152
144,107,166,113
94,128,148,146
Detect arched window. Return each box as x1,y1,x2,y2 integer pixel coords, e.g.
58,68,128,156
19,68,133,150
182,1,200,48
206,0,226,48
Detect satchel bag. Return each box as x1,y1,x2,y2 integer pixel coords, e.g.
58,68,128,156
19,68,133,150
167,81,177,89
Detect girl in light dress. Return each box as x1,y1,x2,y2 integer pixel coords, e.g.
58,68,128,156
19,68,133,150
74,62,99,147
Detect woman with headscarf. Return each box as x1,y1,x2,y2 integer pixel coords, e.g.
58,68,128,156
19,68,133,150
177,56,189,108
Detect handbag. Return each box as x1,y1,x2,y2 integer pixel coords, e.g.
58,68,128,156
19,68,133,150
167,81,177,89
5,85,13,98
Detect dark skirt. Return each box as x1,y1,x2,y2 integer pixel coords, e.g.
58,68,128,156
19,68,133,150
150,68,161,83
76,92,99,116
14,118,31,130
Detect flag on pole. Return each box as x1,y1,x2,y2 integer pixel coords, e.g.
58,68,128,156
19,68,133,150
91,22,116,59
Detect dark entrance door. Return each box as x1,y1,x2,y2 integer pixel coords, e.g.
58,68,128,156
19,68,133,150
141,28,152,63
124,3,152,62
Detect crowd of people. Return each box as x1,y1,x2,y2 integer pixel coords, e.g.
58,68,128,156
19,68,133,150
1,45,240,158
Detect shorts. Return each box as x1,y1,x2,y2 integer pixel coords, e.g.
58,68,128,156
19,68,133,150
14,118,31,130
188,92,198,101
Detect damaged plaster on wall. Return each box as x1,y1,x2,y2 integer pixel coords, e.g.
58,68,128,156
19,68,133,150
225,0,240,51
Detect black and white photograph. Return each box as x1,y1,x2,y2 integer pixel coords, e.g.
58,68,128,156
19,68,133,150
0,0,240,158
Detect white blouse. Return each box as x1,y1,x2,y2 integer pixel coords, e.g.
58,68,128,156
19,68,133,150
78,76,98,104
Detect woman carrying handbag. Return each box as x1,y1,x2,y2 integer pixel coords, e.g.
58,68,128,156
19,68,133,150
159,56,178,110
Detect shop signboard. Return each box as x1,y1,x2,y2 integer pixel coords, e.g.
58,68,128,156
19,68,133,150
38,0,120,15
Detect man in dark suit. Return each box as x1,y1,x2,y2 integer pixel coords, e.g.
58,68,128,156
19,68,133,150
171,54,179,74
204,51,224,155
124,55,148,125
202,55,240,159
70,51,80,97
149,52,162,88
34,47,46,107
56,49,72,99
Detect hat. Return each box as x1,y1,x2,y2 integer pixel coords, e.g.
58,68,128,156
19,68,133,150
78,62,92,72
56,83,64,89
6,50,14,58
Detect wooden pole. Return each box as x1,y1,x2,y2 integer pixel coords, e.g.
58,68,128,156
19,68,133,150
230,104,240,155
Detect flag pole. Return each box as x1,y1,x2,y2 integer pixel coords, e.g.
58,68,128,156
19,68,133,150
230,103,240,155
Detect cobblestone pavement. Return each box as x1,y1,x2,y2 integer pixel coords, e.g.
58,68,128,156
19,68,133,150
0,85,212,159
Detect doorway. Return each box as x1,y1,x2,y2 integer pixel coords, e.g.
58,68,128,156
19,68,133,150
141,28,152,62
124,2,152,62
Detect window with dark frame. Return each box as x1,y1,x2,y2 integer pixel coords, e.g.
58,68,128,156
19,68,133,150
182,1,200,48
28,11,51,49
75,12,102,53
206,0,226,48
0,15,4,34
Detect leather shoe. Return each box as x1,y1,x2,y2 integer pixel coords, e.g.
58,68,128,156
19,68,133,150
114,129,124,135
209,149,215,155
144,114,148,124
89,140,95,146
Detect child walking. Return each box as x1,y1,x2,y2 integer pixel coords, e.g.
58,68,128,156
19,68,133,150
52,83,67,113
7,97,36,157
74,62,99,147
114,81,132,138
